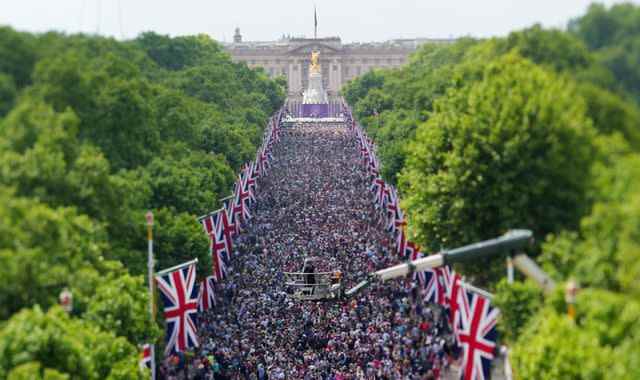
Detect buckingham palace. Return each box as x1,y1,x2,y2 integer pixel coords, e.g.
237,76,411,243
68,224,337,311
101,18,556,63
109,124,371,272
223,28,455,100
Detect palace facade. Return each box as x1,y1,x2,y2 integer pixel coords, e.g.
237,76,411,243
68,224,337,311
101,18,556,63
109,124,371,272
223,29,455,99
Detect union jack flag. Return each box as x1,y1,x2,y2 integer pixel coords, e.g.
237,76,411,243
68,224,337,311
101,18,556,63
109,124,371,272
257,146,272,175
242,162,257,204
218,206,235,255
198,275,216,312
155,263,199,354
405,241,425,284
370,177,386,209
385,186,400,233
395,228,408,257
232,174,251,223
248,161,259,191
197,212,217,238
209,212,229,282
222,196,239,235
197,210,230,281
386,188,406,236
423,266,450,306
367,149,380,176
447,270,465,338
457,290,500,380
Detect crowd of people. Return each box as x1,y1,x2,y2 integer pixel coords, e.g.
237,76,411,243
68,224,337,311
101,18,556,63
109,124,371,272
160,121,458,379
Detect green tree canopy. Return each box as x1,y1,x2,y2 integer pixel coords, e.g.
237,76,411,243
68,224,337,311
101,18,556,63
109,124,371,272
399,54,596,259
0,307,146,380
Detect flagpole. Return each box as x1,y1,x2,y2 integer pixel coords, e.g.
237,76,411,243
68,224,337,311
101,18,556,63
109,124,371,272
145,211,156,380
314,5,317,39
220,195,234,204
196,208,225,223
155,258,199,277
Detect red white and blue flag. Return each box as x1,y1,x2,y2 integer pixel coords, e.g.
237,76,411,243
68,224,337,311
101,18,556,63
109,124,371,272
198,212,217,239
457,290,500,380
370,177,386,209
395,228,408,257
242,163,257,204
155,263,199,354
422,266,450,306
447,270,465,338
198,275,216,312
233,174,251,223
257,148,270,176
209,212,229,282
197,210,229,282
218,207,235,255
405,241,426,284
385,186,400,233
222,196,239,236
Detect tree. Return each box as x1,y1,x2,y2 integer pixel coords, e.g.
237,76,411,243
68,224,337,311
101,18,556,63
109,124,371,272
0,74,16,117
152,208,212,278
0,307,146,380
342,70,386,106
83,273,160,345
541,146,640,294
511,310,614,379
0,99,145,235
142,150,235,216
32,51,160,170
0,187,106,320
0,27,37,88
6,362,68,380
399,54,596,281
492,279,543,343
497,25,592,73
570,3,640,102
577,83,640,148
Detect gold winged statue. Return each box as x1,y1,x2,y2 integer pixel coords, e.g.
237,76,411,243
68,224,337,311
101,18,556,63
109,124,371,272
310,50,321,74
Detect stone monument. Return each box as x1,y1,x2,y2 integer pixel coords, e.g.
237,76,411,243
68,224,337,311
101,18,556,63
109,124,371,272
302,50,329,117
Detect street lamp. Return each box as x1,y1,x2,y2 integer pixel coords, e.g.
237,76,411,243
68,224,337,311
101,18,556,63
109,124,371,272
59,287,72,313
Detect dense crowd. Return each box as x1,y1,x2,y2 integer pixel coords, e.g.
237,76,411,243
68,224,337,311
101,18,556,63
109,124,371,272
160,122,457,379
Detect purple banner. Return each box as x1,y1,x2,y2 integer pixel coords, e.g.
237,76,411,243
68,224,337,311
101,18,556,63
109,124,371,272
302,104,329,118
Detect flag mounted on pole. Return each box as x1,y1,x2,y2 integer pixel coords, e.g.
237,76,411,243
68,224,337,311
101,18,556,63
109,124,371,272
457,290,500,380
198,275,216,312
314,5,318,39
155,260,199,354
221,195,239,235
422,266,449,306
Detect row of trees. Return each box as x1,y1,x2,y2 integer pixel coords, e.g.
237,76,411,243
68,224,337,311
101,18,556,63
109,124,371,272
343,3,639,378
0,28,285,378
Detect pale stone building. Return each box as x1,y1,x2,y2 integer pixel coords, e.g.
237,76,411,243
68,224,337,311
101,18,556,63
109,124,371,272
223,28,454,100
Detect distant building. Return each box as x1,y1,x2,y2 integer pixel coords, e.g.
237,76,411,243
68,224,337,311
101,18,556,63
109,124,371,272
223,29,455,99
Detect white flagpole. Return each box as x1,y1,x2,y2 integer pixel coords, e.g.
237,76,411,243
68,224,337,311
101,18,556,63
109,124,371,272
155,258,199,277
145,211,156,380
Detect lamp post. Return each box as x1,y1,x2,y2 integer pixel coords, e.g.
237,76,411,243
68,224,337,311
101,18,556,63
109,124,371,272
59,287,72,314
145,211,156,380
565,279,578,321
